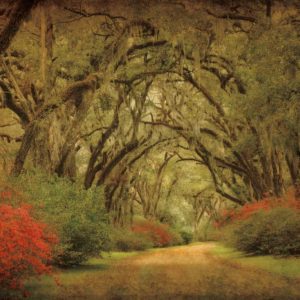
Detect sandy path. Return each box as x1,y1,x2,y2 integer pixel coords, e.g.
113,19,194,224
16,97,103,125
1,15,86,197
59,243,300,300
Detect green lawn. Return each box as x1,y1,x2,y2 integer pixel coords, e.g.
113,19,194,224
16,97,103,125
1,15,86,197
25,251,140,300
25,245,300,299
212,243,300,278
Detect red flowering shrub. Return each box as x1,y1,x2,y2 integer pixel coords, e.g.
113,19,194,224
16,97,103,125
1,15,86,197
216,189,300,255
132,220,181,247
0,204,57,298
111,220,183,251
215,192,300,228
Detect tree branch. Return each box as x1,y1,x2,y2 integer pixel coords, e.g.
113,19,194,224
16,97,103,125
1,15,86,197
96,139,139,186
206,9,256,23
182,68,225,117
141,120,183,131
0,79,30,124
0,0,40,53
63,6,126,21
0,133,22,143
0,122,18,128
80,126,109,139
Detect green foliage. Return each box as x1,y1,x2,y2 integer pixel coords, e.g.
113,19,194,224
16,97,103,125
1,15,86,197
10,171,111,266
213,243,300,278
110,218,184,252
110,228,153,252
2,0,300,251
222,208,300,256
169,229,184,246
179,230,193,244
194,221,220,242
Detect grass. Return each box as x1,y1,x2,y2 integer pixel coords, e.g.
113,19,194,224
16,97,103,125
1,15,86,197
25,251,140,300
23,244,300,299
100,250,139,260
212,243,300,278
25,246,194,299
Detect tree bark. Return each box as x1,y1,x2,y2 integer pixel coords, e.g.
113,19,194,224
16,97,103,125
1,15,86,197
0,0,40,53
39,2,53,99
12,76,98,176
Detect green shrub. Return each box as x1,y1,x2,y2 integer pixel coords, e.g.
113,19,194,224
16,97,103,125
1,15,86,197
222,207,300,256
10,171,111,266
111,228,153,251
179,230,193,244
111,220,184,252
169,229,184,246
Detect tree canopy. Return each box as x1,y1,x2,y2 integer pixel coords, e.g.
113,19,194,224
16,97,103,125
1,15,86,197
0,0,299,226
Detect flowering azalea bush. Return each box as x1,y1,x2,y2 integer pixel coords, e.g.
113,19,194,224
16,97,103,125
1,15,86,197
232,208,300,255
111,219,183,252
0,204,57,298
132,219,182,247
215,193,300,228
216,191,300,255
10,172,111,267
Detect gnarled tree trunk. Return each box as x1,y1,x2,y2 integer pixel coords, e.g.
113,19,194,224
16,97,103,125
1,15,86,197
12,76,98,177
0,0,39,53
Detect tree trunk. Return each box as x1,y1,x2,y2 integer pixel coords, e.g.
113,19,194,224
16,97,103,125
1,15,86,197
11,19,163,178
286,151,300,200
0,0,39,53
12,77,98,176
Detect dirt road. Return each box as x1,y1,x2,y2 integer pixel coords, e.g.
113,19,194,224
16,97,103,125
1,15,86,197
56,243,300,300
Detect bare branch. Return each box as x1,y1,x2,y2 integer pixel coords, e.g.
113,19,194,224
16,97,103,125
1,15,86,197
0,79,30,124
141,120,183,131
63,6,126,21
206,9,256,23
182,68,225,117
80,126,109,139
